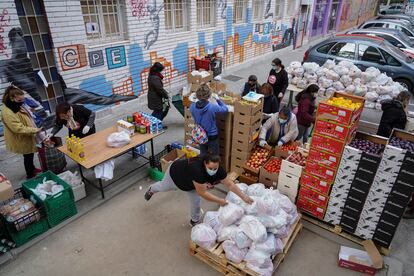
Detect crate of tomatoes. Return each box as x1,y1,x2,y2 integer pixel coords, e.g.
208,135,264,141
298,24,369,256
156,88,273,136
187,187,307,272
259,157,282,188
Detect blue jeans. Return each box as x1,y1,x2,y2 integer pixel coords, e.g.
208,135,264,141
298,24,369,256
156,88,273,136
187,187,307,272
200,137,220,157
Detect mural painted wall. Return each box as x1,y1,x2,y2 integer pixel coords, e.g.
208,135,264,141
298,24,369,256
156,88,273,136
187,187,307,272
0,0,302,135
338,0,378,32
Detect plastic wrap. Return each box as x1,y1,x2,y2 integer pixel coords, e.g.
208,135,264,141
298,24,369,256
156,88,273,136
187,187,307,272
239,215,267,243
247,184,266,197
191,223,217,250
231,228,253,249
107,132,131,148
218,225,239,242
223,240,248,264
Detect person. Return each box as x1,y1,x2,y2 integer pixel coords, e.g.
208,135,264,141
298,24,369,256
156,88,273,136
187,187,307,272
241,75,261,96
51,102,96,138
267,58,289,103
144,154,253,226
190,84,228,156
1,85,43,179
377,90,410,138
147,62,170,124
259,106,299,147
295,84,319,143
260,83,279,122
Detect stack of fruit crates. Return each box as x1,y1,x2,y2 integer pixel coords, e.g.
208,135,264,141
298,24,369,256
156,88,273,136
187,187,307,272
297,92,365,220
230,100,263,174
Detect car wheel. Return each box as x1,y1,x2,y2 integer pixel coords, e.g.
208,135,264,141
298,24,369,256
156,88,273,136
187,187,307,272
380,11,386,15
395,78,413,93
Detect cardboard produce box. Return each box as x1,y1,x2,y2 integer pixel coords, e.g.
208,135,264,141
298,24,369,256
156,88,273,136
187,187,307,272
311,134,347,155
307,148,340,168
298,185,329,208
338,241,383,275
259,156,282,188
314,119,358,141
234,100,263,117
278,171,300,202
281,148,308,178
238,171,259,185
304,160,336,183
161,149,186,172
0,174,14,202
243,146,273,175
187,70,213,84
297,196,326,220
300,173,332,195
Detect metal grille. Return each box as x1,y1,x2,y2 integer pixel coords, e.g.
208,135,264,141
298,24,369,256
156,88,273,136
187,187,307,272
80,0,126,42
252,0,264,21
233,0,246,24
164,0,189,32
196,0,215,28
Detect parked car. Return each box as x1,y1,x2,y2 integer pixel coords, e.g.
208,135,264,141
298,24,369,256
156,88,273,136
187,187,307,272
347,28,414,58
377,14,414,26
380,4,404,14
303,34,414,92
359,19,414,38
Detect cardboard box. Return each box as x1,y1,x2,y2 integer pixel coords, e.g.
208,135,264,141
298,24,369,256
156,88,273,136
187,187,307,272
233,117,262,136
0,179,14,201
161,149,186,172
278,171,300,202
297,196,326,220
259,156,281,188
210,81,227,93
338,242,382,275
238,172,259,185
304,160,336,183
188,70,213,84
281,148,308,177
316,92,364,126
307,148,340,169
234,100,263,117
311,134,346,155
243,146,273,175
298,185,329,208
314,119,357,141
300,173,331,195
232,134,256,153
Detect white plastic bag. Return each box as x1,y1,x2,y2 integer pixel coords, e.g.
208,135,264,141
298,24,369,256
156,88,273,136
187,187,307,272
349,66,362,78
318,77,333,89
344,85,355,94
365,92,379,102
247,183,266,197
316,68,327,77
203,211,221,232
244,247,271,268
326,87,336,98
366,67,381,77
218,203,244,226
218,225,238,242
191,223,217,250
338,60,354,69
293,67,304,77
326,70,340,81
375,102,382,110
240,196,259,215
375,73,390,86
291,77,300,85
353,78,361,85
364,101,376,109
253,234,282,255
239,215,267,243
226,191,243,205
231,228,253,249
289,61,302,69
296,79,308,89
274,225,289,239
246,258,274,276
256,194,279,216
377,86,392,95
378,94,393,103
333,65,349,76
333,81,345,91
303,62,320,74
323,59,335,69
278,194,296,214
236,183,249,193
340,75,353,87
354,85,368,97
223,240,248,264
107,132,131,148
361,72,375,83
367,82,379,92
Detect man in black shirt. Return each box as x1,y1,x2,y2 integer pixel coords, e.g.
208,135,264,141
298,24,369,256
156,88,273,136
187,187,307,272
144,154,253,226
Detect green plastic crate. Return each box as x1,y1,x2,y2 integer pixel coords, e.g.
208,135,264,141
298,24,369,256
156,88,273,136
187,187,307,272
4,218,49,247
22,171,77,228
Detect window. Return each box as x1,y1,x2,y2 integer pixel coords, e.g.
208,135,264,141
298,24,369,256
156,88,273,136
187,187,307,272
330,42,356,59
377,34,403,48
252,0,264,21
233,0,246,24
197,0,215,28
274,0,282,18
380,49,401,66
373,23,385,27
362,23,375,29
358,44,383,63
317,42,336,54
80,0,127,42
396,26,413,37
165,0,190,32
287,0,296,16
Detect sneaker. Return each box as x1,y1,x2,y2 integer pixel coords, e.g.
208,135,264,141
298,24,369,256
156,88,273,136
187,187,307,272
189,219,201,227
162,126,168,130
144,188,154,201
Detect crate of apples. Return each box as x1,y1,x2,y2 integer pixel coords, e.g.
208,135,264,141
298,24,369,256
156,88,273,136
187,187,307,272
245,147,271,171
263,158,282,173
281,143,297,152
287,151,307,167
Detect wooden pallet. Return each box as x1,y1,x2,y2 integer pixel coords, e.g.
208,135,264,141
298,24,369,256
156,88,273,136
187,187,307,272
301,213,390,256
189,215,303,276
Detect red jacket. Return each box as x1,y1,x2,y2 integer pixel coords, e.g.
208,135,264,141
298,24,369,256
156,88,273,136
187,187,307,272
296,93,315,127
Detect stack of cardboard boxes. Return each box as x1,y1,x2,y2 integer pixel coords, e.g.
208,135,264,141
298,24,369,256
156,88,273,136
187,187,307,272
230,100,263,174
297,92,365,220
216,113,233,172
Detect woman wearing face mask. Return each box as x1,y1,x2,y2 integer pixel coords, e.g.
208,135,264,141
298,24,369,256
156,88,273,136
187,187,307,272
144,154,253,226
2,85,43,179
295,84,319,143
259,106,299,147
147,62,170,124
267,58,289,104
241,75,261,96
51,102,96,138
377,90,410,138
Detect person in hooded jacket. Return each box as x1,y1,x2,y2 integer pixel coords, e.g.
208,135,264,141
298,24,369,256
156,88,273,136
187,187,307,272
190,84,228,156
267,58,289,103
377,91,410,138
260,83,279,123
295,84,319,143
259,106,299,147
147,62,170,123
241,75,261,96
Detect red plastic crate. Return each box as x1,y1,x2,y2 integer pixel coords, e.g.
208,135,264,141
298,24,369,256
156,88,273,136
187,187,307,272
304,160,336,183
298,186,329,207
194,58,211,71
311,134,346,155
300,173,332,195
307,148,340,169
314,120,357,141
297,196,326,220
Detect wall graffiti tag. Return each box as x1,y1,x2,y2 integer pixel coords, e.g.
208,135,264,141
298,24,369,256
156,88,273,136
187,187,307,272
130,0,149,20
0,8,11,58
219,0,227,19
144,0,163,50
264,0,273,19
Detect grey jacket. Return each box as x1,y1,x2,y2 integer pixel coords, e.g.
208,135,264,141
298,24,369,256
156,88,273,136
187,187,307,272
147,74,169,111
259,112,299,145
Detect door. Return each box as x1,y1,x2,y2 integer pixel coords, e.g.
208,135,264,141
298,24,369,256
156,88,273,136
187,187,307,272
295,5,310,48
311,0,329,37
355,43,389,73
328,1,341,32
328,42,357,64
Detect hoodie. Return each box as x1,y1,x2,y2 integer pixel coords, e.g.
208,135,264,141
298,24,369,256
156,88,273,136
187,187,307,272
295,91,316,127
377,100,407,138
190,99,228,137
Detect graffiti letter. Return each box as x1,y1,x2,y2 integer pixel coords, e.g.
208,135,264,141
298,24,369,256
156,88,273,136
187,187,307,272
106,46,127,69
62,49,78,67
58,44,87,71
88,50,104,67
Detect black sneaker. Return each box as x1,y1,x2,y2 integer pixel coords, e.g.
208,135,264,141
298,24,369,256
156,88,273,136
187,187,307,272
189,219,200,227
144,188,154,201
162,126,168,130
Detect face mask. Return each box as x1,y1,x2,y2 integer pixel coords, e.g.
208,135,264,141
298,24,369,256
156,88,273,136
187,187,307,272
279,118,287,124
206,167,218,176
271,65,276,70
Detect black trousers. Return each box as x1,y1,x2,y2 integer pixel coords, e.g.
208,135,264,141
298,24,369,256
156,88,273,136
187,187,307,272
23,153,35,178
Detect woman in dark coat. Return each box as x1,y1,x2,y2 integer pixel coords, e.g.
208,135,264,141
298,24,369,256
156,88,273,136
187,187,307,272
377,91,410,138
260,83,279,123
241,75,261,96
295,84,319,143
267,58,289,104
147,62,169,122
